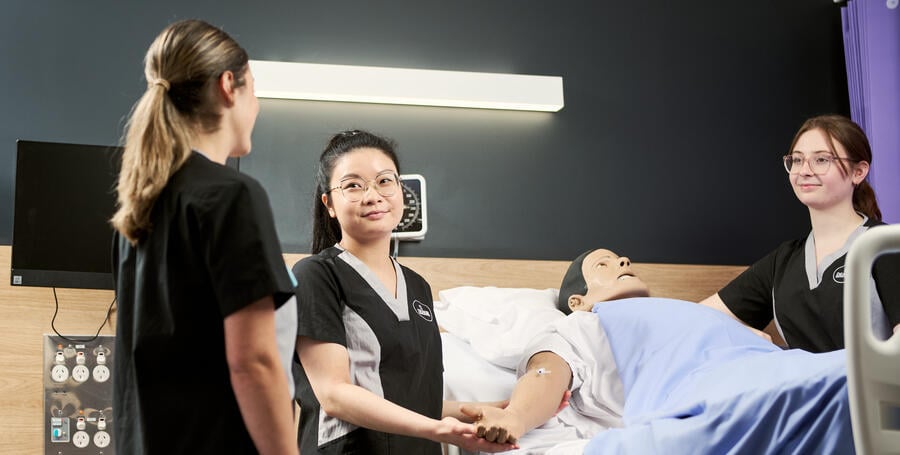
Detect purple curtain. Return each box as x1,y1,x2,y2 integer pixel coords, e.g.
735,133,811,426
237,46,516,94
842,0,900,223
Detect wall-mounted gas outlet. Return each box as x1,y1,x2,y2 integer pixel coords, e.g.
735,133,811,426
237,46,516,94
43,334,115,454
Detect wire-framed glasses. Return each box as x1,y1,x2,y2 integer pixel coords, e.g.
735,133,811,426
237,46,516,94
329,171,400,202
782,153,855,175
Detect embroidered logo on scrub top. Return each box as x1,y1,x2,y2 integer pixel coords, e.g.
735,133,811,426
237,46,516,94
412,300,433,322
832,265,845,284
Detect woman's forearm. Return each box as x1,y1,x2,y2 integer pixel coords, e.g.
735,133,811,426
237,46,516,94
320,382,442,438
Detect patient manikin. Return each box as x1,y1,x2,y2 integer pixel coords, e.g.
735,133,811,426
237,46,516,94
460,248,852,455
458,248,648,447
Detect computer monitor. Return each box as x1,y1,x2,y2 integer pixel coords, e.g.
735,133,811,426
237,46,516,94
11,140,122,290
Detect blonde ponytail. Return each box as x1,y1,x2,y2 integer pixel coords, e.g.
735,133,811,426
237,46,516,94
110,20,249,244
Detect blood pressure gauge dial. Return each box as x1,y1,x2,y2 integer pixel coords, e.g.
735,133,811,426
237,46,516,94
393,174,427,240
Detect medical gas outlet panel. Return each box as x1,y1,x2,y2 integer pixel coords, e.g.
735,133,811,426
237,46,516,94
43,335,115,454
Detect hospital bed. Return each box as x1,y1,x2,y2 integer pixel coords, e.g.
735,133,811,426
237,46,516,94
398,238,898,455
403,257,769,454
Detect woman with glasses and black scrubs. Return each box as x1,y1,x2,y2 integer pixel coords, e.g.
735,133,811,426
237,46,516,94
290,130,514,454
700,114,900,353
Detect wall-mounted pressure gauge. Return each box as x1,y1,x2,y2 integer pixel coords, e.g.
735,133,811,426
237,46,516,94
393,174,427,240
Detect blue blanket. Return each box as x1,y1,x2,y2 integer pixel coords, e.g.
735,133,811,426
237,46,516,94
584,298,853,454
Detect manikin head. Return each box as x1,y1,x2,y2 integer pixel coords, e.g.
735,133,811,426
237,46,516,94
557,249,650,314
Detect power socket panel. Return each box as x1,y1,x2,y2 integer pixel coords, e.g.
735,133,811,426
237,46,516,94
43,334,115,454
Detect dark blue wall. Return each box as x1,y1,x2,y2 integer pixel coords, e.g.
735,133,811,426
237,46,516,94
0,0,849,264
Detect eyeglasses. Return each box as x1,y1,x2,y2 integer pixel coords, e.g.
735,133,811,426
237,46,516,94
782,154,856,175
328,171,399,202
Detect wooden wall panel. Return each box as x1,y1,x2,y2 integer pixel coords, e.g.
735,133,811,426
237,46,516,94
0,246,115,453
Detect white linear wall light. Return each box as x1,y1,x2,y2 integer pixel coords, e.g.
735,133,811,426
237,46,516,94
249,60,564,112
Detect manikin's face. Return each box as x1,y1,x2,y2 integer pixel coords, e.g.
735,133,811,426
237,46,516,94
568,249,650,312
788,128,867,212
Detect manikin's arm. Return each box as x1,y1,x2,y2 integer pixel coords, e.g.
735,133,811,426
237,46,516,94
297,337,517,453
698,293,773,343
460,351,572,444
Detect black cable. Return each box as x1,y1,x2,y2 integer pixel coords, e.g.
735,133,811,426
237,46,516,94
50,287,117,343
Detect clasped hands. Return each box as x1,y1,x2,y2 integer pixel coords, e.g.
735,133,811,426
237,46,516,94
462,405,525,445
460,390,571,445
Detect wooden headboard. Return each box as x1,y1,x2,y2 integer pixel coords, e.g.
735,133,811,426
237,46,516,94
1,247,749,454
284,254,746,303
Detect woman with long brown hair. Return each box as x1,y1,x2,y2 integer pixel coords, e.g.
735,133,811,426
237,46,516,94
700,114,900,352
111,19,298,455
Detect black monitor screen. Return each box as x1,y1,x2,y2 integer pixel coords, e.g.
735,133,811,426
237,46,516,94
11,140,122,290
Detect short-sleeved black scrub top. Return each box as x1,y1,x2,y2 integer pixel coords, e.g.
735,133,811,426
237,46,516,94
293,245,443,455
112,152,296,454
719,217,900,352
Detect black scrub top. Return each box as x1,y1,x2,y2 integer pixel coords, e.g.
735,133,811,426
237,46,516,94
719,218,900,352
292,246,443,455
112,152,295,454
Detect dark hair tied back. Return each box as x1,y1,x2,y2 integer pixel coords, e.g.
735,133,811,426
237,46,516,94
310,130,400,254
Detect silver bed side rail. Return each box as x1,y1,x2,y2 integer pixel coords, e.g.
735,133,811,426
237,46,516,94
845,224,900,455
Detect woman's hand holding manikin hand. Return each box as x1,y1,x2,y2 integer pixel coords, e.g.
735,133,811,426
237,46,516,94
459,390,571,444
433,415,519,453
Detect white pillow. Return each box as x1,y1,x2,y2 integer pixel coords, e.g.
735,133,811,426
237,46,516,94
435,286,565,369
441,332,517,402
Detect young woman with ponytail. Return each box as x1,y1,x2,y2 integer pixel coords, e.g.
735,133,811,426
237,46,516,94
110,20,298,455
700,114,900,353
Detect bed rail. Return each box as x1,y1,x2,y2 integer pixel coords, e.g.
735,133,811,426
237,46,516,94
845,224,900,455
